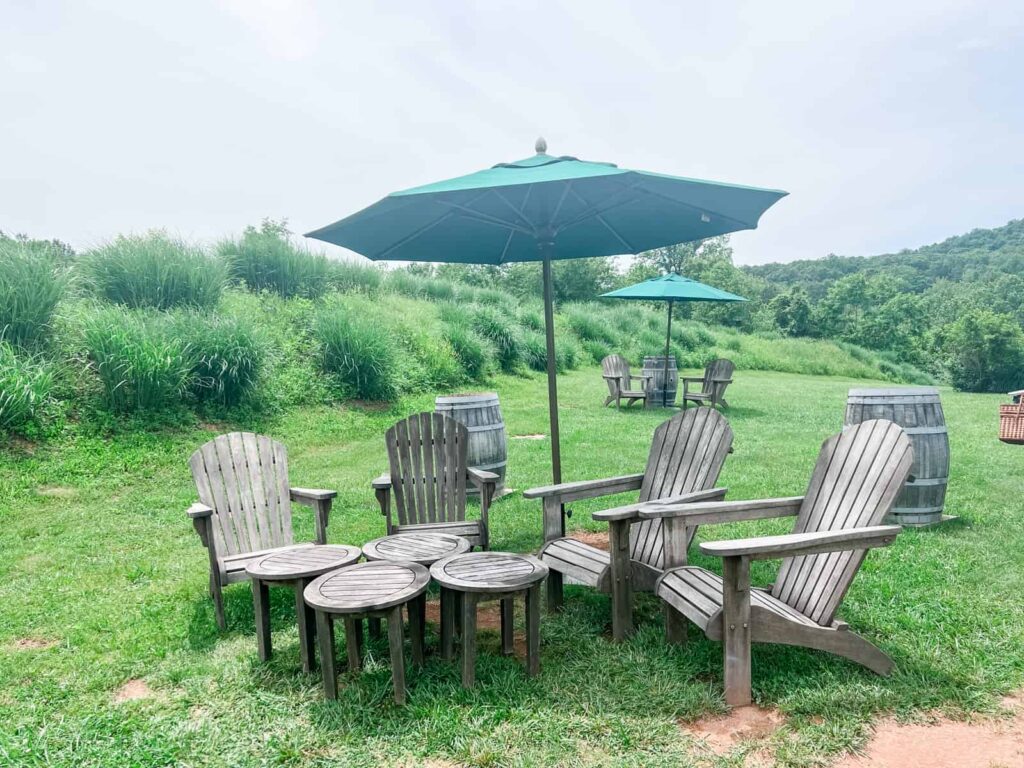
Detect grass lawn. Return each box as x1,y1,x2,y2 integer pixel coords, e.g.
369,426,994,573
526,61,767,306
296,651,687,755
1,367,1022,767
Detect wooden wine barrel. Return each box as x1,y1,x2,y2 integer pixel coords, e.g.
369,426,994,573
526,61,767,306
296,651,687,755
434,392,507,494
844,387,949,526
642,355,678,408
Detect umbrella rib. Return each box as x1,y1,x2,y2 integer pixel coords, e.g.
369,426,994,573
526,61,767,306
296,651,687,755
638,186,758,230
491,188,539,233
377,211,456,258
433,199,535,236
552,178,646,235
566,185,637,252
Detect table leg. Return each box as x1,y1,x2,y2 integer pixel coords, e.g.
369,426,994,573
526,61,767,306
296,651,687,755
461,592,477,688
526,583,540,677
500,597,514,656
409,595,425,667
440,587,454,660
252,578,271,662
344,617,362,673
295,578,316,673
316,611,337,700
387,606,406,705
454,590,463,638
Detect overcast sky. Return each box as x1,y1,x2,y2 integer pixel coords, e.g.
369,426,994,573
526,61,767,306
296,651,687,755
2,0,1021,266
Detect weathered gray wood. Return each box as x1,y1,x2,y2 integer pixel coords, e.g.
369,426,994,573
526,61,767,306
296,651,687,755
362,532,471,565
524,472,645,503
316,611,337,699
187,432,337,629
376,413,492,548
654,419,914,707
252,578,271,661
500,598,514,656
681,359,735,410
461,592,478,688
526,583,541,676
435,393,508,494
294,578,316,674
722,556,751,707
602,354,650,408
440,587,455,660
608,518,633,641
640,496,802,523
344,617,362,672
641,354,678,408
387,606,407,704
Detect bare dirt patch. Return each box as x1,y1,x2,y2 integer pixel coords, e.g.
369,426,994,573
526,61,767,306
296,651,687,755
8,636,58,651
569,530,610,552
113,678,155,703
36,485,76,498
833,697,1024,768
682,705,783,755
511,434,546,440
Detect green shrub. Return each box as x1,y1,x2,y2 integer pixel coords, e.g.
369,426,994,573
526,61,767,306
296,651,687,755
220,220,330,299
469,305,524,373
521,330,548,372
420,278,456,302
0,239,67,347
443,323,494,380
330,261,382,293
517,305,545,333
172,313,266,407
0,342,53,434
564,303,619,345
313,305,398,401
80,232,224,310
581,339,612,364
81,307,192,413
555,330,584,371
936,309,1024,392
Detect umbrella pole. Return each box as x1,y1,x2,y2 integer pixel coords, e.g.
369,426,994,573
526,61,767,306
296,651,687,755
664,299,673,407
541,253,562,485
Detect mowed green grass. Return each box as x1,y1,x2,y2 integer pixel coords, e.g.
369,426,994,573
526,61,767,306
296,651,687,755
1,369,1022,767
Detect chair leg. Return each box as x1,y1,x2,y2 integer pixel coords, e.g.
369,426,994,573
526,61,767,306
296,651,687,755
500,597,514,656
409,595,425,668
211,575,227,631
665,604,688,645
526,583,541,677
440,588,455,660
461,592,478,688
295,578,316,673
546,571,563,614
722,556,752,707
316,611,337,700
344,617,362,673
252,578,271,661
608,520,634,641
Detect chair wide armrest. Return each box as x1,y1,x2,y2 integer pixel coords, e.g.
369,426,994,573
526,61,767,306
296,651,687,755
700,525,901,561
289,487,338,503
187,502,213,519
680,376,706,383
372,474,392,490
640,495,803,524
596,487,728,522
467,467,499,488
523,473,644,504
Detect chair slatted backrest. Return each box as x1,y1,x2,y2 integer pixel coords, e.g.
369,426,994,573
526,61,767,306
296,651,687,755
189,432,293,557
631,408,734,568
772,419,913,625
602,354,631,396
704,358,735,401
385,412,469,526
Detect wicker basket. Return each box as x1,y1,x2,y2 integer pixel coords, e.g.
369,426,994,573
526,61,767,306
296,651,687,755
999,401,1024,444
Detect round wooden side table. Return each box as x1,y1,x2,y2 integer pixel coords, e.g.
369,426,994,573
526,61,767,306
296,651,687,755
245,544,361,673
430,551,548,687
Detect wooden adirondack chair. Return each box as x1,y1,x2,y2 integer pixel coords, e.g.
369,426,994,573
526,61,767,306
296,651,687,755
373,412,498,549
642,419,912,706
187,432,337,630
523,407,733,641
681,358,735,409
602,354,652,409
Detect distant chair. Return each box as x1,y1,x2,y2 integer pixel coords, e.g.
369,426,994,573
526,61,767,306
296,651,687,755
186,432,337,630
601,354,652,409
373,412,498,549
643,419,912,706
681,358,735,410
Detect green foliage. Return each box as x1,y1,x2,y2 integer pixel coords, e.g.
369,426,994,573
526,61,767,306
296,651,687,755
468,305,524,373
80,306,193,413
443,322,494,380
328,260,382,293
80,232,224,310
0,342,53,434
220,219,330,299
765,286,813,337
563,303,619,345
934,309,1024,392
171,313,266,407
313,304,399,401
0,238,67,347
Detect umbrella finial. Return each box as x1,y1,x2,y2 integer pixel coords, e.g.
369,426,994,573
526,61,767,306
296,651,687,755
535,136,548,154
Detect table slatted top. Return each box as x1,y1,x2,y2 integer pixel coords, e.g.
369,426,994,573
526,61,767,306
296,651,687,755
304,561,430,612
245,544,361,580
430,552,548,593
362,532,471,565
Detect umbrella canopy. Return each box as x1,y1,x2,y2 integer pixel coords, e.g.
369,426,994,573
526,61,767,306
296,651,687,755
602,274,747,407
306,140,786,485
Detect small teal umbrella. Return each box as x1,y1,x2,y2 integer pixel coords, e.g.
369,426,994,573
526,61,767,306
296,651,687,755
307,139,785,485
602,274,747,406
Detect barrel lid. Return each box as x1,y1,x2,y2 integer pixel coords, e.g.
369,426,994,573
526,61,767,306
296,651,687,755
848,387,939,397
435,392,499,402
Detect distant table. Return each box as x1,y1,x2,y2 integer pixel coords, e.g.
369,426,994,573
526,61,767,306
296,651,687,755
245,544,361,673
430,551,548,687
304,561,430,704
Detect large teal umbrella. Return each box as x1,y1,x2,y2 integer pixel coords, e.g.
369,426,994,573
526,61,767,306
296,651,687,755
602,274,747,407
307,139,786,484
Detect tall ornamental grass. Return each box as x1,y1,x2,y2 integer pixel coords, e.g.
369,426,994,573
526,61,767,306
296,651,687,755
220,222,330,299
0,342,53,434
80,232,224,310
0,239,67,347
172,313,266,407
313,305,399,401
468,305,524,373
